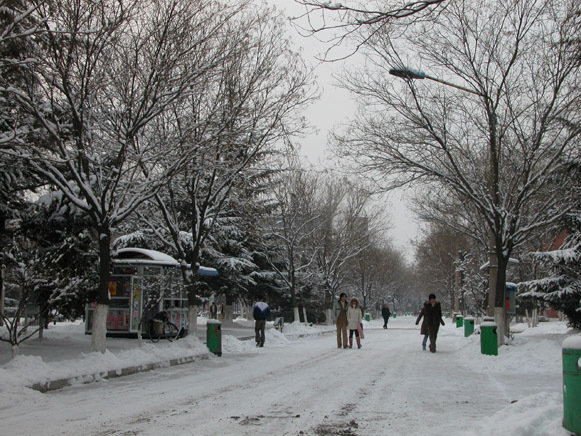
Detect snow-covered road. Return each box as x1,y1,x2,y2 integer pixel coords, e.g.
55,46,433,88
3,317,569,436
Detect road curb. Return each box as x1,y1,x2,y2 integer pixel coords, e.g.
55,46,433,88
30,353,211,393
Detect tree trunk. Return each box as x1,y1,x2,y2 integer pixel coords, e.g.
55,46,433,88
293,306,300,324
92,232,112,353
327,308,332,325
224,304,235,323
494,254,509,346
92,304,109,353
302,306,308,325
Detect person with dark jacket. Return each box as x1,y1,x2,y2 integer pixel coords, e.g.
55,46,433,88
253,298,271,347
416,293,445,353
332,293,349,348
381,304,391,329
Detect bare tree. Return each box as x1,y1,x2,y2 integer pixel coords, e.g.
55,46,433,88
332,0,581,342
1,0,247,352
262,163,321,323
313,175,387,321
292,0,446,60
138,5,316,334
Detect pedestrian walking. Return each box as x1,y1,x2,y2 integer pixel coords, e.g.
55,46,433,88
415,306,429,351
209,302,218,319
333,293,349,349
382,304,391,329
253,297,270,347
417,293,445,353
347,297,363,349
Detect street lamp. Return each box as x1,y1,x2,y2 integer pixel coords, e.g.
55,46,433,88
389,66,504,344
389,67,482,96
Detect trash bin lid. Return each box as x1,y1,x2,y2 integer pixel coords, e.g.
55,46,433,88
207,319,221,325
480,321,497,327
562,335,581,350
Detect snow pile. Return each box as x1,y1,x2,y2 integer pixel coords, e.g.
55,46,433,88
465,392,567,436
456,334,563,375
221,334,259,353
0,335,208,395
451,322,576,436
280,321,334,337
513,322,571,336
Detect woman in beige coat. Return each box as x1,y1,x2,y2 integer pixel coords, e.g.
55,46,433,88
347,297,363,349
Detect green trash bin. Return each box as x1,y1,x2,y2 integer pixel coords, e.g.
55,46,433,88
206,320,222,356
480,321,498,356
464,317,475,337
562,336,581,435
456,314,463,328
393,313,397,318
365,313,371,322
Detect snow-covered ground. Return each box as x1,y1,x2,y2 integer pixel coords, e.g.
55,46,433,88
0,316,577,436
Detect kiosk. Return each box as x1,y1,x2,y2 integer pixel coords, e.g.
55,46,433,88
85,248,218,337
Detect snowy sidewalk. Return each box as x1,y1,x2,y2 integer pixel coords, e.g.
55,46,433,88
0,319,335,393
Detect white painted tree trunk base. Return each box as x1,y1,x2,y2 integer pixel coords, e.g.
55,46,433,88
91,304,109,353
293,307,300,323
188,306,199,338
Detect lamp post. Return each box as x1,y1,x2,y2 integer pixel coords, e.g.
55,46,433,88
389,67,504,345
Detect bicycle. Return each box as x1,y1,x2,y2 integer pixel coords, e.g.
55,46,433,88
140,311,184,343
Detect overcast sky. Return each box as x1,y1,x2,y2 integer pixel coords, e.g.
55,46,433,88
271,0,420,261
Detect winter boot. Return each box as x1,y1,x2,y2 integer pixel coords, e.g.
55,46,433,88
356,337,361,349
349,338,353,348
422,344,426,351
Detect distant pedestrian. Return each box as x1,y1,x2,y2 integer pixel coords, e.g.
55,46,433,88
333,293,349,349
209,302,218,319
418,293,445,353
253,297,271,347
220,303,225,320
347,297,363,349
381,304,391,329
415,306,429,351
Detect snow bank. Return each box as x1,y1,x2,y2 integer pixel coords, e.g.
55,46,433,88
221,334,259,353
281,321,334,337
514,322,571,336
0,336,207,392
465,392,568,436
455,334,562,375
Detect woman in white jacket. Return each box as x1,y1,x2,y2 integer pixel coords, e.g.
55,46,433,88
347,297,363,349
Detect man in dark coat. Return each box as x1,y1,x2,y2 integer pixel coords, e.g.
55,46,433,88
381,304,391,329
421,293,445,353
253,297,271,347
